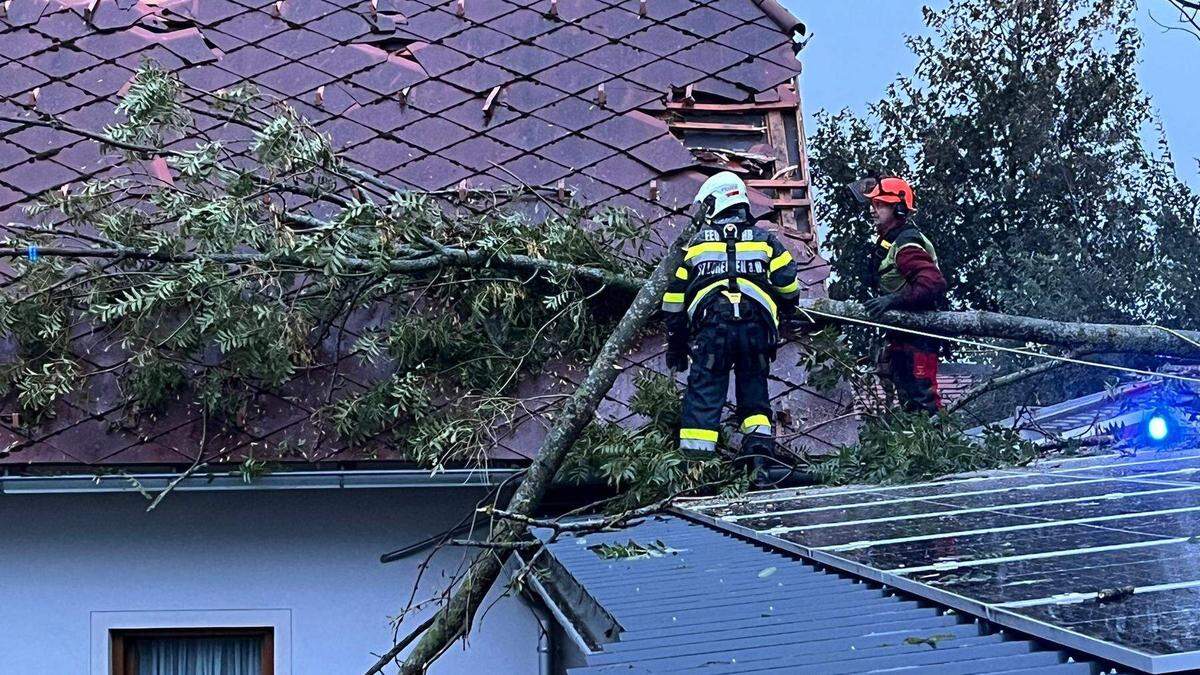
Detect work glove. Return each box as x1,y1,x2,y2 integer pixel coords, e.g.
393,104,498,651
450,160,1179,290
665,346,689,373
863,293,903,319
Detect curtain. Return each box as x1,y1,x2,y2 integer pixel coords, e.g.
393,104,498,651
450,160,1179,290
135,636,262,675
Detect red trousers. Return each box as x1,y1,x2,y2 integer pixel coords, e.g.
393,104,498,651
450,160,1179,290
882,340,941,414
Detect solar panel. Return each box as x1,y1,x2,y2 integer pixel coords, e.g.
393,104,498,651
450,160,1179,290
681,448,1200,673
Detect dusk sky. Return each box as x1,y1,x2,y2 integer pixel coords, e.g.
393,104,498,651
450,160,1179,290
786,1,1200,189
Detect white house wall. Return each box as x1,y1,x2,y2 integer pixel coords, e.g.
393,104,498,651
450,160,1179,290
0,487,541,674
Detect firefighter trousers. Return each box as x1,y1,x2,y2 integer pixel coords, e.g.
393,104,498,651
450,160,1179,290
678,316,775,456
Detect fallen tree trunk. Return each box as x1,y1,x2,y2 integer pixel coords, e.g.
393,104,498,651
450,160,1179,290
796,298,1200,361
364,220,699,675
4,245,1198,358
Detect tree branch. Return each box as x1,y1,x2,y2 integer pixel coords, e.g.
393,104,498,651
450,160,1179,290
371,216,700,675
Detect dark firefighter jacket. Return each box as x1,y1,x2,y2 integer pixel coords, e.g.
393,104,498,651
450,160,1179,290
661,222,801,350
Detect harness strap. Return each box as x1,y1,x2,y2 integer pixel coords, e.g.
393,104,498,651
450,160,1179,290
722,223,742,319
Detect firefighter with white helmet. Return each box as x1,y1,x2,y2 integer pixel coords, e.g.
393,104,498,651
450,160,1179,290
661,172,801,477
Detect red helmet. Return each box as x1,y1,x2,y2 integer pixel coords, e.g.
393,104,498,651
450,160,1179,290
862,176,915,211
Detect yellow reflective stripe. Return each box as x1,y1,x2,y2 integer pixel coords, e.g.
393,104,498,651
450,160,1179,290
662,292,685,304
879,239,893,250
680,428,719,442
736,241,772,255
674,267,689,280
769,250,793,273
738,278,777,317
687,279,727,316
775,280,799,294
684,242,725,260
741,414,770,430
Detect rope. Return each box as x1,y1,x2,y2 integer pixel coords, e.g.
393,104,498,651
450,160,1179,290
795,308,1200,386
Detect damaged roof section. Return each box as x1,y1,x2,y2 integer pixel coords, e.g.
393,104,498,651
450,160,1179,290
0,0,836,467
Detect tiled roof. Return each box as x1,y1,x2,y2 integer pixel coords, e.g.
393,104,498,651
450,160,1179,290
0,0,835,468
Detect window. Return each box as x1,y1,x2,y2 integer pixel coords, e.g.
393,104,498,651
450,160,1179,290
111,628,274,675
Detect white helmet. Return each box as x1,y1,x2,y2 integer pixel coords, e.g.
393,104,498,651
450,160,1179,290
694,171,750,220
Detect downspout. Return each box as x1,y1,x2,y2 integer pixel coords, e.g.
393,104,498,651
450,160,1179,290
525,590,555,675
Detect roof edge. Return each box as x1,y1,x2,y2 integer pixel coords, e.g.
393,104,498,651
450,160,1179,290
752,0,806,37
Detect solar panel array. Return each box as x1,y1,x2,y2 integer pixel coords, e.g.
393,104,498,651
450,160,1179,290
683,449,1200,673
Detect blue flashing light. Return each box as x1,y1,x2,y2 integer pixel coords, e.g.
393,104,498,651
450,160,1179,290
1148,415,1169,441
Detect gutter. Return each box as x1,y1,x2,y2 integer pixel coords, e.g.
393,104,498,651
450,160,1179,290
0,468,519,494
751,0,806,38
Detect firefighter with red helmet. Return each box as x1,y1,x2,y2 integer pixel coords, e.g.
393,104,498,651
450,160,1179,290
850,176,948,414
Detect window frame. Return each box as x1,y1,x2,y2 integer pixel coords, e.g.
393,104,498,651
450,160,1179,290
110,626,274,675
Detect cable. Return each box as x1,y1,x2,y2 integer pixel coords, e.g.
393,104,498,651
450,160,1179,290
794,308,1200,386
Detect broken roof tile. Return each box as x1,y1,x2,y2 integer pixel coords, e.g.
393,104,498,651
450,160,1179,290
692,75,748,102
440,135,521,171
486,44,561,77
177,0,245,24
442,25,518,57
582,152,656,190
624,58,703,91
409,42,471,77
532,25,609,58
488,116,569,151
581,110,666,150
440,61,516,92
535,60,609,94
487,7,557,40
407,78,473,112
530,95,609,132
625,24,698,56
391,155,471,190
500,80,567,113
395,116,473,152
633,133,698,173
535,134,615,170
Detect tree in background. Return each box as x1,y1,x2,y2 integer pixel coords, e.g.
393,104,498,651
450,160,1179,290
809,0,1200,416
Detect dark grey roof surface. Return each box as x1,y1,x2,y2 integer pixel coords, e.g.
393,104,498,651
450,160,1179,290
543,513,1102,674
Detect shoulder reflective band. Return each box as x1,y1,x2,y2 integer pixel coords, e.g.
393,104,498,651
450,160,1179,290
769,250,793,273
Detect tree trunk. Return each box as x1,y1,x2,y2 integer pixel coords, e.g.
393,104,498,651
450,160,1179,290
366,219,698,675
796,299,1200,360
